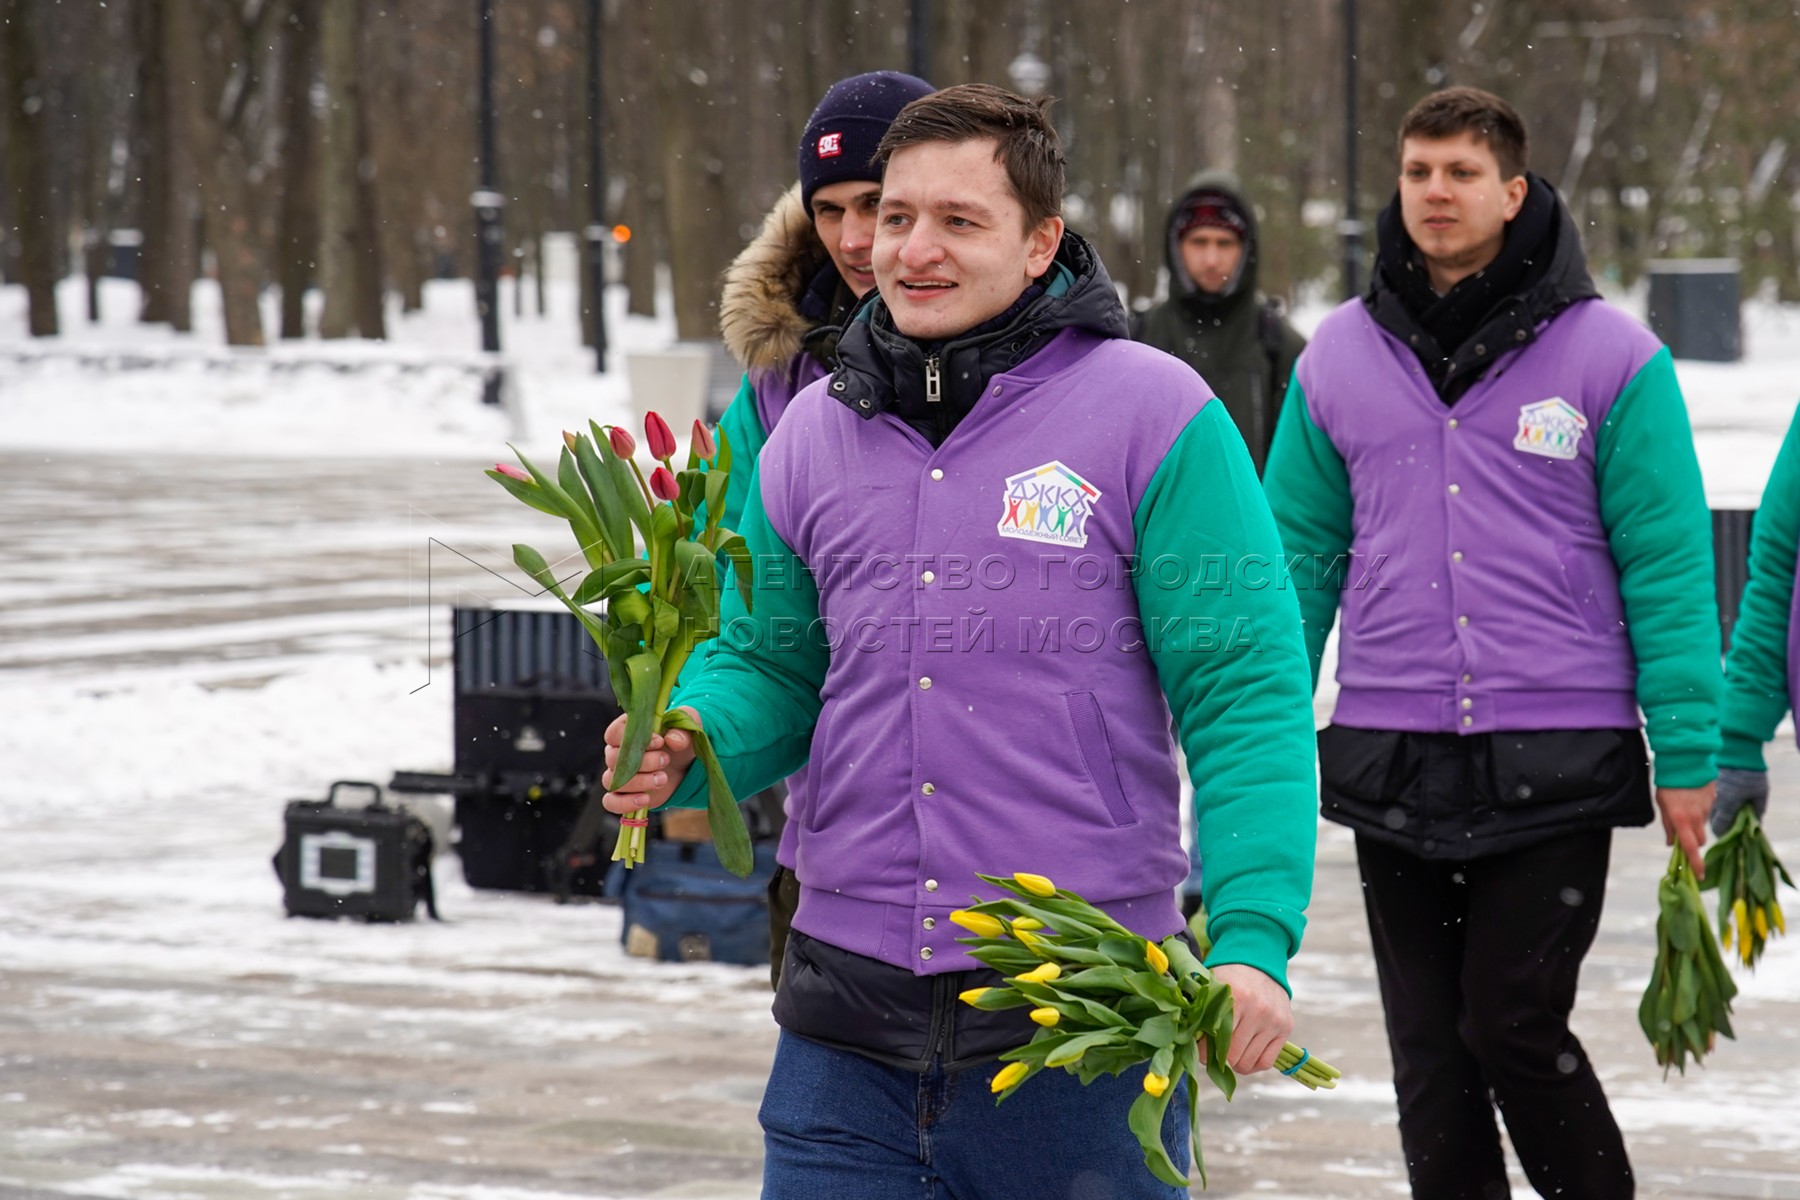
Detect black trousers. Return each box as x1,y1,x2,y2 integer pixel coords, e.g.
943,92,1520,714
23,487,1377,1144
1356,831,1633,1200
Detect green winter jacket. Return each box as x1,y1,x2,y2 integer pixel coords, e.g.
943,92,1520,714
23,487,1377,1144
1721,403,1800,770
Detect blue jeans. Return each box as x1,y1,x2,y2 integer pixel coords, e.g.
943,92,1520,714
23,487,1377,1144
759,1031,1191,1199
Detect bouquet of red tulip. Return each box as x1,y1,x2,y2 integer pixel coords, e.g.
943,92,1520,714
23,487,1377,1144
487,411,754,876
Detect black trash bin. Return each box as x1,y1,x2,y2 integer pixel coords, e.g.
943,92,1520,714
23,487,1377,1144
1647,259,1741,362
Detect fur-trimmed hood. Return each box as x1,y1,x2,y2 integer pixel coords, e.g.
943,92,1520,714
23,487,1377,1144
719,184,834,374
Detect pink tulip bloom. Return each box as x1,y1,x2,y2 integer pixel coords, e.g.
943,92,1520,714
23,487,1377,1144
691,419,717,462
608,425,636,458
495,463,530,482
644,411,677,461
650,466,680,502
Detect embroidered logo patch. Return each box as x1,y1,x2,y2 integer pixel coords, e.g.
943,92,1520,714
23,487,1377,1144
816,132,843,159
997,461,1102,549
1513,398,1588,461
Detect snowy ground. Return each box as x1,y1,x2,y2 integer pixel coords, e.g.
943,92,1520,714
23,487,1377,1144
2,277,1799,1199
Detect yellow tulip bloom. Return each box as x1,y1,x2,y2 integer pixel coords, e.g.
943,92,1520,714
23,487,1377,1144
1014,872,1056,897
991,1061,1029,1093
1143,1072,1169,1097
1144,938,1170,974
1029,1006,1061,1027
1011,917,1045,931
1014,962,1062,984
950,909,1006,939
1754,906,1770,939
958,987,992,1006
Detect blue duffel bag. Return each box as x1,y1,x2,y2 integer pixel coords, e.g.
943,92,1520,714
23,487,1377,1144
616,838,778,966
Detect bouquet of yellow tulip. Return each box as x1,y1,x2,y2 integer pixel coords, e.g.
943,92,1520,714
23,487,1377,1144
1639,845,1737,1074
951,872,1338,1188
487,411,754,876
1701,807,1792,970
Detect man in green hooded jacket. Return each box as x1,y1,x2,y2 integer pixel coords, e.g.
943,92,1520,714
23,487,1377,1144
1134,171,1305,475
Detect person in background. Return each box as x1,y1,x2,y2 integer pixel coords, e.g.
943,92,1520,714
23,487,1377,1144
1264,85,1720,1200
1133,171,1305,476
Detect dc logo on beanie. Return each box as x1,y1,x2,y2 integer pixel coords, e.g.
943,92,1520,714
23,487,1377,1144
817,132,844,159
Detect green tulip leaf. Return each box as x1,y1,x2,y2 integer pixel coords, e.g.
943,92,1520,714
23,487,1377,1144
662,713,753,878
573,558,653,606
486,468,564,517
1126,1086,1187,1188
610,652,663,784
573,432,634,560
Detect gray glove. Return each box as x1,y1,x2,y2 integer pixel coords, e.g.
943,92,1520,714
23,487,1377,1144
1710,767,1770,837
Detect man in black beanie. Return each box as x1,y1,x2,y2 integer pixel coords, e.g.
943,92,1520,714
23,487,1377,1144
706,69,934,987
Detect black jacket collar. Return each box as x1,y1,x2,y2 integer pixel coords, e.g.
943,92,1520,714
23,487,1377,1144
1365,175,1598,403
828,232,1130,443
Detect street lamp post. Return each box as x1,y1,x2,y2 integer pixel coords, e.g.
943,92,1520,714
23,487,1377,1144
473,0,504,402
585,0,608,373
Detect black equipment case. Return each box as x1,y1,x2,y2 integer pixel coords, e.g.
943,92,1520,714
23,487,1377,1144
273,781,439,921
389,607,622,898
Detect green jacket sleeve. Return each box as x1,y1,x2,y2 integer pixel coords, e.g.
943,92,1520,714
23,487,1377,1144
664,463,829,809
1134,401,1317,994
1261,373,1355,687
713,373,771,534
1593,347,1722,788
679,374,772,684
1720,403,1800,770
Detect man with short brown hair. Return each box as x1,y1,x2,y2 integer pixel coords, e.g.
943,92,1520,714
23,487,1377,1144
605,82,1319,1197
1266,85,1720,1199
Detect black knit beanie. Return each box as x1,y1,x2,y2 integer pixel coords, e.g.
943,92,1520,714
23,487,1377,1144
798,71,935,212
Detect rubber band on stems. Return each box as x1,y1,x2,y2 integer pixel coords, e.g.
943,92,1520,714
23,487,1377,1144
1279,1048,1310,1077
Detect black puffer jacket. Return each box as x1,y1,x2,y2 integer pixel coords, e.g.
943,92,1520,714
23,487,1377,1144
1133,170,1305,473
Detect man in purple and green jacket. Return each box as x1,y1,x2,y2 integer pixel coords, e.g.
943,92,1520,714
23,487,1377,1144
1264,87,1721,1200
603,84,1318,1197
709,70,934,986
1716,402,1800,829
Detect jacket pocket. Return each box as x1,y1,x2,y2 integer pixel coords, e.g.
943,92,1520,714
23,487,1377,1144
799,697,841,832
1317,724,1407,803
1555,542,1626,637
1064,690,1138,827
1487,728,1646,810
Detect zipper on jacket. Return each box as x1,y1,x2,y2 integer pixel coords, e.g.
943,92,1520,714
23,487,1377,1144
927,971,954,1063
924,355,942,404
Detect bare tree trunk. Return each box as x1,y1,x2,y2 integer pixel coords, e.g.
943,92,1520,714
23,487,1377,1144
353,90,386,338
317,0,370,338
651,0,728,339
166,0,265,346
1,0,61,336
277,0,318,338
141,0,198,331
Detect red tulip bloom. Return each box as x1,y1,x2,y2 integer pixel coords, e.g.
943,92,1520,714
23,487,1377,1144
644,411,677,461
650,466,680,501
607,425,636,458
691,419,717,462
494,463,530,482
